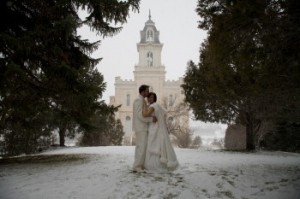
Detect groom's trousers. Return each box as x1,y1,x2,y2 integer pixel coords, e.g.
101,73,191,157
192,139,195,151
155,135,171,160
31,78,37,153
133,130,148,170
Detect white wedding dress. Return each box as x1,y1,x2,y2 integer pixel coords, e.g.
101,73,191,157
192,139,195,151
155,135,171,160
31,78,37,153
144,103,179,173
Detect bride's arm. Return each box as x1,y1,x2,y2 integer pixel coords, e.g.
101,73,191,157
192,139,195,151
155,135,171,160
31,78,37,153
142,101,154,117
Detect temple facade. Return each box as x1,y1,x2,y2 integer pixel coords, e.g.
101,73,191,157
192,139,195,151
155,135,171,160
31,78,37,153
109,14,188,145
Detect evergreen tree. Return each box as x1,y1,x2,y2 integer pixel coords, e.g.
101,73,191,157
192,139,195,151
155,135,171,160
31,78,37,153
79,108,124,146
182,0,300,150
107,117,125,146
0,0,140,156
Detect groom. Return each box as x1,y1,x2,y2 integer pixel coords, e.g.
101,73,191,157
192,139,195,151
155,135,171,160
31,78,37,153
132,84,157,173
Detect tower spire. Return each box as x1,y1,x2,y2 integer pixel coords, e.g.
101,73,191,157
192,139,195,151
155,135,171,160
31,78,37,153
149,9,151,20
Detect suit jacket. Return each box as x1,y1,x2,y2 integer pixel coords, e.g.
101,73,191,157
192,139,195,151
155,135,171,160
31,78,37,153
132,95,152,132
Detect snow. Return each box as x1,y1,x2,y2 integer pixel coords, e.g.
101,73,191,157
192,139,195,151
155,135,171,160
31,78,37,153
1,146,300,199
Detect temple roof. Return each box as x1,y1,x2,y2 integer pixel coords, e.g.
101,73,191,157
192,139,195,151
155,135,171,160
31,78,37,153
139,10,160,44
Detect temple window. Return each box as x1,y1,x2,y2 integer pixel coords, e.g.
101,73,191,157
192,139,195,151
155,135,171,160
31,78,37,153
169,94,174,106
126,94,130,106
146,29,154,42
147,52,153,67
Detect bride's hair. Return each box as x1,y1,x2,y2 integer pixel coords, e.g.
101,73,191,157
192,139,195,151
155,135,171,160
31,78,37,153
148,92,157,102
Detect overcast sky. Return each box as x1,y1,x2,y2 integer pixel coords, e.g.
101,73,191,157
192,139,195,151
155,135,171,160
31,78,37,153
78,0,207,103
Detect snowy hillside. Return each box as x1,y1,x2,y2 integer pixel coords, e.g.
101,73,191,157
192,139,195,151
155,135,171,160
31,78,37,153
0,146,300,199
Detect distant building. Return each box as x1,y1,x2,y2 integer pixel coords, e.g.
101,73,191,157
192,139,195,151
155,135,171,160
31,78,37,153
109,13,187,145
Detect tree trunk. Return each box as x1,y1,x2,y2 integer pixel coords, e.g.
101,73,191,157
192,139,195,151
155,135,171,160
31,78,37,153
246,114,255,150
59,127,66,147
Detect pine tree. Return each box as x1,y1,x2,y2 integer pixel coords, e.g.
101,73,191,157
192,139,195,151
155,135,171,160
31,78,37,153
79,109,124,146
182,0,300,150
0,0,140,156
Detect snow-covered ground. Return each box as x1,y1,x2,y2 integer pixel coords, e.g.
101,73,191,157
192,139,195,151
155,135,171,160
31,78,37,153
1,146,300,199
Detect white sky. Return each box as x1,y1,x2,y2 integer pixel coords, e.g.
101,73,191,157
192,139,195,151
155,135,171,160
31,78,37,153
78,0,206,103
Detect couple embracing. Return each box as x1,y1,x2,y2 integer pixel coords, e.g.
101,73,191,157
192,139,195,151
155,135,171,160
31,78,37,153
132,85,179,173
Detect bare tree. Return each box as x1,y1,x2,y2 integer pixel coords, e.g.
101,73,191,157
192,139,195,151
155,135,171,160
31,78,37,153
160,96,192,148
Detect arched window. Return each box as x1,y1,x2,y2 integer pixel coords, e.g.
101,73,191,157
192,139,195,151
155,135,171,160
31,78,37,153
126,94,130,106
124,116,132,135
169,94,174,106
147,51,153,67
146,29,153,42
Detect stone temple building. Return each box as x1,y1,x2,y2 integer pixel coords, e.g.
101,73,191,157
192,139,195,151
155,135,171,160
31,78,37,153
109,14,188,145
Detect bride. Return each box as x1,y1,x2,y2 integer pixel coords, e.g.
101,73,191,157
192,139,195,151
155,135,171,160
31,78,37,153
142,92,179,173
